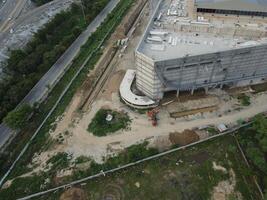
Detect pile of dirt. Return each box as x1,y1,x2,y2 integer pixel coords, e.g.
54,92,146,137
59,187,87,200
169,130,199,146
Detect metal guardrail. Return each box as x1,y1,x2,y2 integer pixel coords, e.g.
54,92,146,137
0,0,124,188
18,122,252,200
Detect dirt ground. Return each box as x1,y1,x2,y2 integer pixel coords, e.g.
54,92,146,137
59,187,87,200
212,169,242,200
169,130,200,146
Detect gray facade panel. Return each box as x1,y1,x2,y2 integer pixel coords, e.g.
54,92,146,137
156,45,267,89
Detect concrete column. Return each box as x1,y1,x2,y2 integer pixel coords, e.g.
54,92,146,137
205,87,209,94
176,89,180,97
191,87,195,95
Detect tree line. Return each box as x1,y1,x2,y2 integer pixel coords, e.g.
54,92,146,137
0,0,109,124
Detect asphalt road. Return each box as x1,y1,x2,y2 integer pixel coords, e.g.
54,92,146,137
0,0,72,60
0,0,120,149
0,0,28,33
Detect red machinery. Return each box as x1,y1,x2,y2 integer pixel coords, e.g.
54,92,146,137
147,108,159,126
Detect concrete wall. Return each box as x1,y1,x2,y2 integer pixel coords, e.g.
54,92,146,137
135,51,163,99
198,12,267,24
136,44,267,99
163,23,267,39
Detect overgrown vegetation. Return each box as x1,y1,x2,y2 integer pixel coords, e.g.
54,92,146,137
251,82,267,93
237,94,251,106
206,126,218,135
88,109,131,136
46,152,71,171
237,114,267,196
0,142,158,199
3,104,33,130
32,136,261,200
0,0,108,123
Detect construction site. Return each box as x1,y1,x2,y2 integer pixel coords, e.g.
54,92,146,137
0,0,260,166
4,0,266,170
1,0,267,199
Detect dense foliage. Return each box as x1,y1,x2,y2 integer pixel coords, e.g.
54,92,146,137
238,114,267,196
0,0,108,123
3,104,33,130
88,109,131,136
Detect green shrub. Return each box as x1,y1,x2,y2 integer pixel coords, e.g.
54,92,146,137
3,104,33,130
238,94,251,106
88,109,131,136
206,127,218,135
46,152,70,171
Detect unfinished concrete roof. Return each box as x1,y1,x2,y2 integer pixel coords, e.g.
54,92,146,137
136,0,267,61
196,0,267,13
139,32,267,61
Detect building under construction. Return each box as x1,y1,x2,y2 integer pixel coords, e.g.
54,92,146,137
135,0,267,100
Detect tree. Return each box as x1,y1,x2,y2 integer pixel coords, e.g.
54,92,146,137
253,114,267,153
260,137,267,153
253,114,267,137
3,104,33,130
247,146,266,172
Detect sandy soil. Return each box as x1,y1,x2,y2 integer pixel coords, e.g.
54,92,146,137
212,162,227,173
59,187,87,200
212,169,242,200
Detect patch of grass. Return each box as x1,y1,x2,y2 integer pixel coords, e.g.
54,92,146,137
0,175,51,200
238,94,251,106
251,82,267,93
0,141,158,199
237,115,267,197
32,135,261,200
88,109,131,136
46,152,71,171
206,126,218,135
74,156,91,165
72,141,159,180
